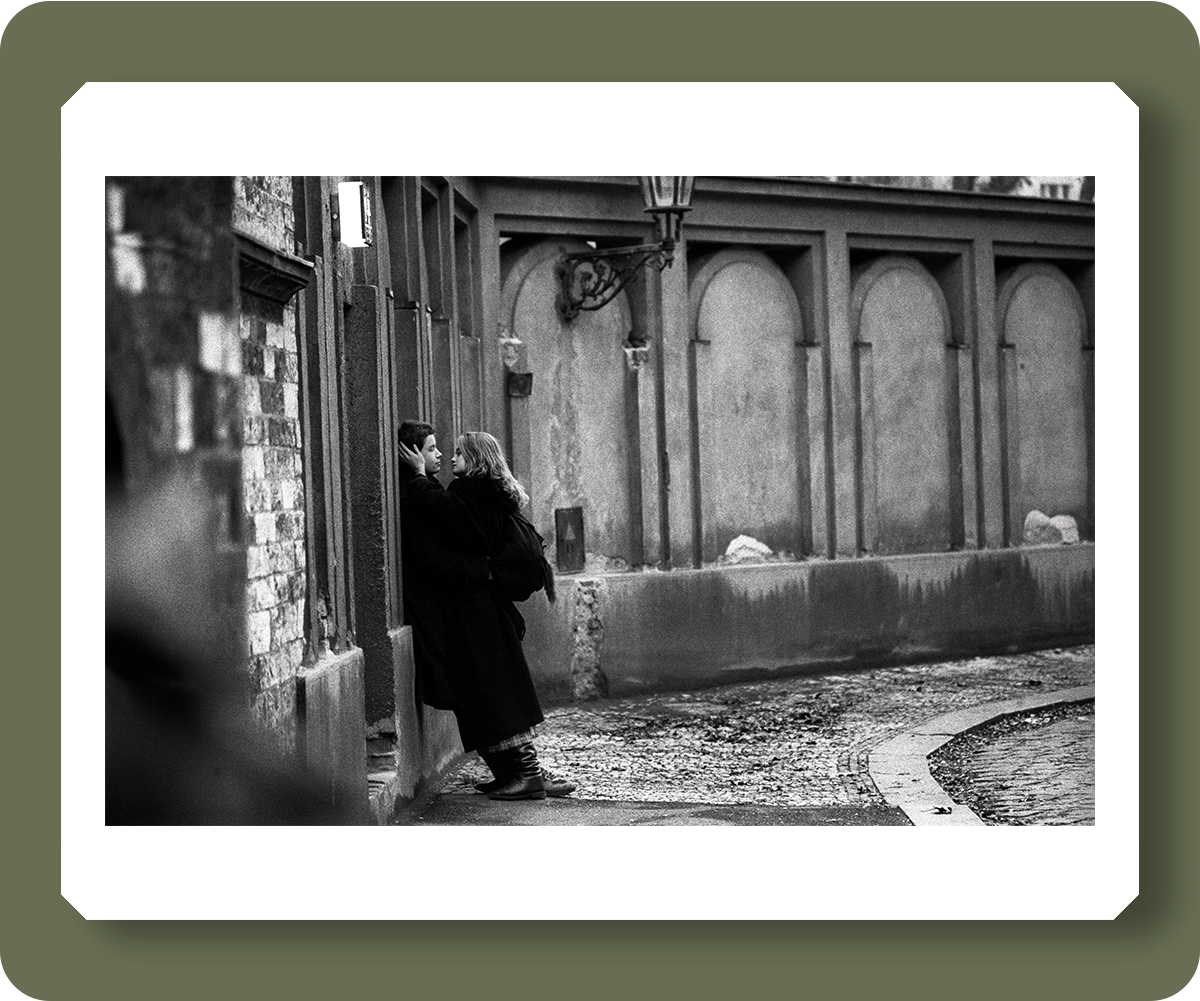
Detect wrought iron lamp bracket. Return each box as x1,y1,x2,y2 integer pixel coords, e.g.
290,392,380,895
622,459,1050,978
556,241,675,323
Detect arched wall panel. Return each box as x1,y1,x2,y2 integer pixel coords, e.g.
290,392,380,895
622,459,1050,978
998,264,1091,541
852,256,957,555
690,251,806,562
503,240,634,563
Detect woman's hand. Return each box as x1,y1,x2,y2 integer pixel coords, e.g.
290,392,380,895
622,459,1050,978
398,440,426,475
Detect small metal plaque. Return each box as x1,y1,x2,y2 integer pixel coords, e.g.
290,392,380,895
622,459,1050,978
555,507,585,573
507,371,533,398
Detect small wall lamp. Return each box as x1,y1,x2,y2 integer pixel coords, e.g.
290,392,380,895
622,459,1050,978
333,181,373,248
556,176,694,322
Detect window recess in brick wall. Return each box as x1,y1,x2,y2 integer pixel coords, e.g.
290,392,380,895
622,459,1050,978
293,177,357,659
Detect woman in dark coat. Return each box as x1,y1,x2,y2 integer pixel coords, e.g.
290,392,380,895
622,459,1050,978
399,428,573,801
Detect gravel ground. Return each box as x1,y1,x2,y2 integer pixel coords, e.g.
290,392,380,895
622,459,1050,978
929,701,1095,825
442,645,1095,809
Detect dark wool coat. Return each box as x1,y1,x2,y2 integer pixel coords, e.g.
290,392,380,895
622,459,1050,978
398,467,488,710
399,468,544,751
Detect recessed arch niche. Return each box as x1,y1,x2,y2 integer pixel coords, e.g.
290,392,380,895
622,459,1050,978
689,248,808,562
499,238,635,564
850,254,960,555
997,262,1092,542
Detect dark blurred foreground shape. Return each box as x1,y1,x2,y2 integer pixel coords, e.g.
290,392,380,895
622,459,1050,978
105,622,346,825
105,177,362,823
105,175,1094,824
106,390,352,824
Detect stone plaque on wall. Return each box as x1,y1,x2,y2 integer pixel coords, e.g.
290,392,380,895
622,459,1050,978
555,507,585,573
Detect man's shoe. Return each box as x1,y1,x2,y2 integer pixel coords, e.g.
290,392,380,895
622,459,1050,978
486,772,546,801
540,769,575,798
482,768,573,796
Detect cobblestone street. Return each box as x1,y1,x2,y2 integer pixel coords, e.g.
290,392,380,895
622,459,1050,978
430,645,1095,823
930,701,1095,824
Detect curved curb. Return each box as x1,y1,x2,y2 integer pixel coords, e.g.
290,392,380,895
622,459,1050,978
867,684,1095,826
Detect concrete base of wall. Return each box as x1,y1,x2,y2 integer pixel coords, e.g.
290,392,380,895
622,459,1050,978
367,625,466,825
523,544,1094,703
297,646,370,823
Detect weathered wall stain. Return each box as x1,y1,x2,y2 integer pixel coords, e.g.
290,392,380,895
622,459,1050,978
522,546,1094,700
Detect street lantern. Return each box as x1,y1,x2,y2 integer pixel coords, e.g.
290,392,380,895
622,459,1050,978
639,175,694,244
556,176,694,322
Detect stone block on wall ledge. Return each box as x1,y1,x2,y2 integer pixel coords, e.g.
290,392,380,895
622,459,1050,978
1023,510,1080,545
1049,514,1080,544
719,535,774,565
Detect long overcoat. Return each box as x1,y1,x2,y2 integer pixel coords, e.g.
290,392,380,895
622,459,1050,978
399,468,544,751
398,467,488,710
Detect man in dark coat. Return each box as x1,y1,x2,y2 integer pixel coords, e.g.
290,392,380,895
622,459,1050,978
396,421,490,711
397,421,571,799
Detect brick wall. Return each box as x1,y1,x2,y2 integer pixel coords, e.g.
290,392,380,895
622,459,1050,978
234,175,296,250
236,175,308,752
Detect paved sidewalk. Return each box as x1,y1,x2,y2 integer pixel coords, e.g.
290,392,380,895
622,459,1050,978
397,646,1095,826
400,796,907,826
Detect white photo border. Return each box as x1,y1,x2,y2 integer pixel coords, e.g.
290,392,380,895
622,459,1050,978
67,81,1137,920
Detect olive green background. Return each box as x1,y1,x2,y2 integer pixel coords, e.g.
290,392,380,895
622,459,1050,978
2,3,1196,999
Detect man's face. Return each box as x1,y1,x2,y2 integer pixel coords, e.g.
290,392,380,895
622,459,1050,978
420,435,441,474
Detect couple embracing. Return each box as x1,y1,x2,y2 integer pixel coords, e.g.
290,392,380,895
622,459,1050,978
396,422,574,801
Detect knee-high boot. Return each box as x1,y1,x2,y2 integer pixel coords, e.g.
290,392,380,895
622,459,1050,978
486,744,546,801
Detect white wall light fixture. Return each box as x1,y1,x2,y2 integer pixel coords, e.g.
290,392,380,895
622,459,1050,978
334,180,373,248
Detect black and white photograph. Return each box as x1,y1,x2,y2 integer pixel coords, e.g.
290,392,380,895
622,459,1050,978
105,172,1098,830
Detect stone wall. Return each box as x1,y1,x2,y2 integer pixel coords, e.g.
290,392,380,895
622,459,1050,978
477,177,1096,579
235,175,308,752
521,546,1095,703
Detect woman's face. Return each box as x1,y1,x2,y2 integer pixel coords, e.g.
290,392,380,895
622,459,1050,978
452,445,467,477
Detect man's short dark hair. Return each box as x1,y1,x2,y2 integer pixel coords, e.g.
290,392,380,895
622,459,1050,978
397,420,435,452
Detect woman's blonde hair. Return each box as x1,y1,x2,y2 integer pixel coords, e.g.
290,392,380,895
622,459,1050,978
455,431,529,508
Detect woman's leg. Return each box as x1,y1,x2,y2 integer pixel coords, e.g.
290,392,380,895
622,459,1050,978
485,741,577,800
473,729,535,793
486,743,545,800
